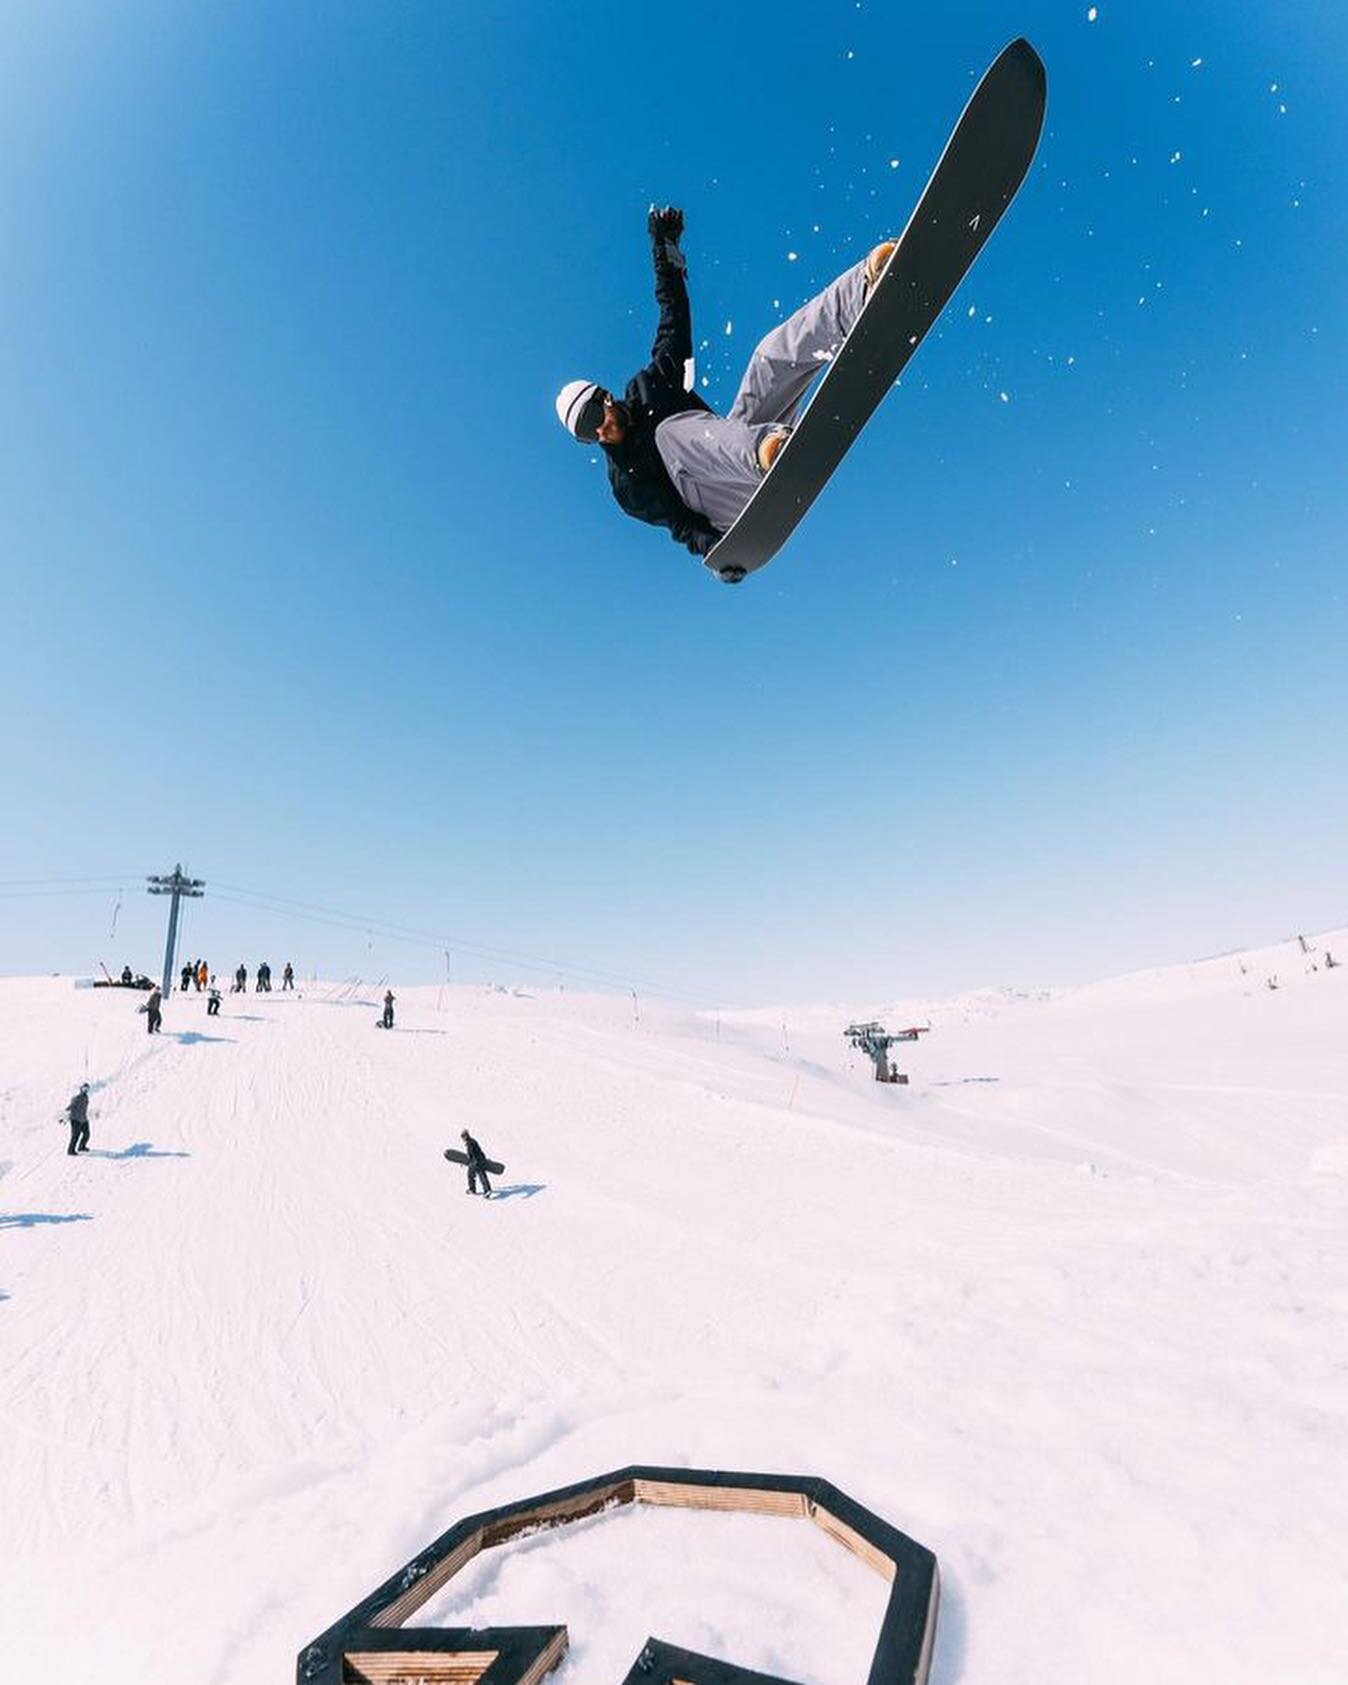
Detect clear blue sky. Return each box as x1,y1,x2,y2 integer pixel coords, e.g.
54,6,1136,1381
2,0,1344,1003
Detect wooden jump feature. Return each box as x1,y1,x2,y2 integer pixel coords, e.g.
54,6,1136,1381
296,1464,939,1685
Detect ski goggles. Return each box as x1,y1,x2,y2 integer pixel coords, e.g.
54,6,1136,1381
572,390,607,443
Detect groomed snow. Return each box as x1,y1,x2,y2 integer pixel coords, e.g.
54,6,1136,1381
2,931,1346,1683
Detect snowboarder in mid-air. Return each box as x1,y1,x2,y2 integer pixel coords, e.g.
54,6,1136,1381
63,1083,91,1155
555,206,894,562
459,1130,493,1198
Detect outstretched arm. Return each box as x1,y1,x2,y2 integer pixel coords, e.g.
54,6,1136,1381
648,205,692,370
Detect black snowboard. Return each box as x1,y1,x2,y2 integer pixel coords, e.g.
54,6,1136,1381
444,1147,505,1176
704,37,1046,584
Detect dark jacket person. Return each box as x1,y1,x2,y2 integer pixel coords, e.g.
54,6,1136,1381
556,208,719,557
66,1084,91,1154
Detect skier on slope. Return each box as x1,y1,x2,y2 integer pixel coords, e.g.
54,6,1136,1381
555,206,894,566
63,1083,91,1155
459,1129,493,1199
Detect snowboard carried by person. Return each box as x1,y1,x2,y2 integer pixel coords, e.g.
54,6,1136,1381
703,37,1046,581
446,1131,501,1196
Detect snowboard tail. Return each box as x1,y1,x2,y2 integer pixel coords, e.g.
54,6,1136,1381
705,37,1046,583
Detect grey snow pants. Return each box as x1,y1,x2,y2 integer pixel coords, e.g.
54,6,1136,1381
654,255,869,535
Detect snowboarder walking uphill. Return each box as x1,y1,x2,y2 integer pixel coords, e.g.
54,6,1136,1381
460,1130,492,1198
555,206,895,561
381,990,395,1030
63,1083,91,1155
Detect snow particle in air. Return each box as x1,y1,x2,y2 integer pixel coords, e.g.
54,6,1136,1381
1169,150,1182,164
889,158,899,169
724,321,733,335
998,391,1010,403
787,251,799,262
1191,57,1203,69
1086,6,1098,21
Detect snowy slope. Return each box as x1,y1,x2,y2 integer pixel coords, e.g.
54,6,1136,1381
2,932,1345,1684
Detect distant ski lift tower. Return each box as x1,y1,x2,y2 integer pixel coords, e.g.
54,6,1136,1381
147,864,205,995
844,1020,929,1083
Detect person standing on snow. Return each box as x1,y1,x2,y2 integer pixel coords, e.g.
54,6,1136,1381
282,962,294,990
459,1130,493,1199
180,961,193,993
381,990,395,1030
555,206,895,570
145,987,163,1035
234,964,247,994
63,1082,91,1155
207,983,222,1017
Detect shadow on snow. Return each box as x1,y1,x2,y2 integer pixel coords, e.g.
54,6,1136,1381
86,1143,191,1161
0,1212,94,1230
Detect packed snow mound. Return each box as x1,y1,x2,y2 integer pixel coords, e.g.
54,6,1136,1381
1,931,1345,1684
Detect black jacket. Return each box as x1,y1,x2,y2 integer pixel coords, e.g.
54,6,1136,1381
68,1090,89,1125
603,232,720,557
461,1133,488,1168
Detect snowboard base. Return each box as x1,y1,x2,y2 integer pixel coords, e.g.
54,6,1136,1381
444,1147,505,1176
704,36,1046,583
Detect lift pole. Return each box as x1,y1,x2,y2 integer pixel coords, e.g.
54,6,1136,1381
147,864,206,996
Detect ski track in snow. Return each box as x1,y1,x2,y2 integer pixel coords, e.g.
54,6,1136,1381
1,937,1346,1683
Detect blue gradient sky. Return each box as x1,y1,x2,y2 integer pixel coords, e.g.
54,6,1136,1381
2,0,1344,1003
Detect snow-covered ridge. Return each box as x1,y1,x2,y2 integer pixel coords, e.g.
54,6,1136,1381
2,930,1344,1683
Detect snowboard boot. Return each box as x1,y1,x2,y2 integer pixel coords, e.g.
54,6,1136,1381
864,240,897,294
756,428,790,474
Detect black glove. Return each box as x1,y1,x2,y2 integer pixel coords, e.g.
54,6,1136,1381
648,204,684,243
